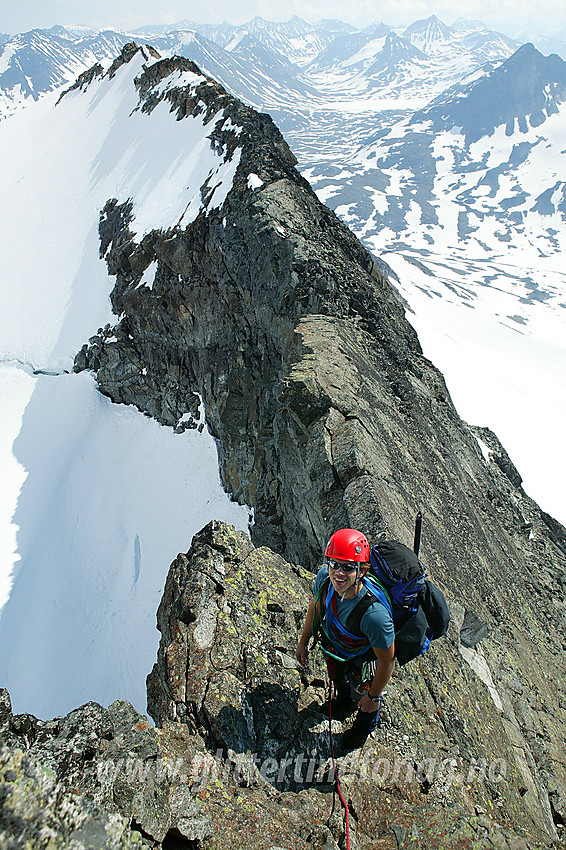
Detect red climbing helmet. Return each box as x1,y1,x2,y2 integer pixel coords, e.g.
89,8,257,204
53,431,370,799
325,528,370,563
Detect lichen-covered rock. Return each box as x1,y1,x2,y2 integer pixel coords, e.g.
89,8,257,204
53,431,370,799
0,693,211,847
147,520,321,761
0,745,141,849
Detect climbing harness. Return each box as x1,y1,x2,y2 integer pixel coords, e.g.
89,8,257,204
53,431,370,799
312,573,392,662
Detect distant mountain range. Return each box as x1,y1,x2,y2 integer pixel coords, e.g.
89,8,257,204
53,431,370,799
304,41,566,260
0,14,529,118
0,27,132,116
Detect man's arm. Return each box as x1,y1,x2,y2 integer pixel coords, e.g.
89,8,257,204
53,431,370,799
296,597,316,665
358,643,395,713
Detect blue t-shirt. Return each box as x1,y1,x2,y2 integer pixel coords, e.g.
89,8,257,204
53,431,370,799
313,566,394,652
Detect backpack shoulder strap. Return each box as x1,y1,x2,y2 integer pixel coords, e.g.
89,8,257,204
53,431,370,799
312,576,330,641
346,577,392,638
345,590,376,638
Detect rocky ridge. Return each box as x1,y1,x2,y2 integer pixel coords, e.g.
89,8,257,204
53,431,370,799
1,42,565,847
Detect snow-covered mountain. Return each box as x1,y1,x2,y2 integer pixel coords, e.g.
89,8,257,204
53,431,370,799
0,16,522,120
0,47,250,718
307,43,566,255
413,42,566,140
135,15,343,66
1,18,564,523
306,26,393,72
364,33,426,82
403,14,456,52
225,14,325,65
0,26,320,117
0,27,132,117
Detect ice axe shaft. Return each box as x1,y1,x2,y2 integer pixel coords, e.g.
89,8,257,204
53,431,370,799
413,512,423,557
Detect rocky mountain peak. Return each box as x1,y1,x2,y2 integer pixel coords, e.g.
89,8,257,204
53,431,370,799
404,15,454,44
69,42,566,845
1,517,565,847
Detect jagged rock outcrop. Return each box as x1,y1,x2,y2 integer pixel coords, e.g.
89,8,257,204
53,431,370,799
1,522,561,848
62,43,566,845
0,689,210,848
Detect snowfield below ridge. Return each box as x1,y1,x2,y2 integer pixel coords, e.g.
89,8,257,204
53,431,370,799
0,48,250,720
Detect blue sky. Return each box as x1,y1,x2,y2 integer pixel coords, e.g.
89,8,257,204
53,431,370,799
3,0,566,37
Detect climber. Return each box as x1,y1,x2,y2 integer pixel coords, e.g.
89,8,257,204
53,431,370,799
296,528,395,751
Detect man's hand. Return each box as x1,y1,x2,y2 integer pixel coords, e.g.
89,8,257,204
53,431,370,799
357,643,395,712
358,692,381,713
296,642,309,666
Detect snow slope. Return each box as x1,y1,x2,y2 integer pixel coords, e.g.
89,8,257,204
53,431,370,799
380,252,566,523
0,372,249,720
0,48,249,720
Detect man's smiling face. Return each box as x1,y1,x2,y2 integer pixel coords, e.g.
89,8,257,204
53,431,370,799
327,558,365,598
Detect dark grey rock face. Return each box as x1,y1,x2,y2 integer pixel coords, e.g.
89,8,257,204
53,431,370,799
75,46,422,566
67,44,566,845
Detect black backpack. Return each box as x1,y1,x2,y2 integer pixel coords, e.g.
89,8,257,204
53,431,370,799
350,540,450,666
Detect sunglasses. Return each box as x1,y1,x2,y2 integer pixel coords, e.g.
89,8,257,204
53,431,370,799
327,558,359,574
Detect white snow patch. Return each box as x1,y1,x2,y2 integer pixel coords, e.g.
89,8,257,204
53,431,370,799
225,32,248,52
459,644,503,711
473,434,491,463
221,116,243,136
0,43,18,75
247,172,264,190
343,37,387,68
136,261,158,290
379,251,566,525
315,185,341,203
151,69,203,97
